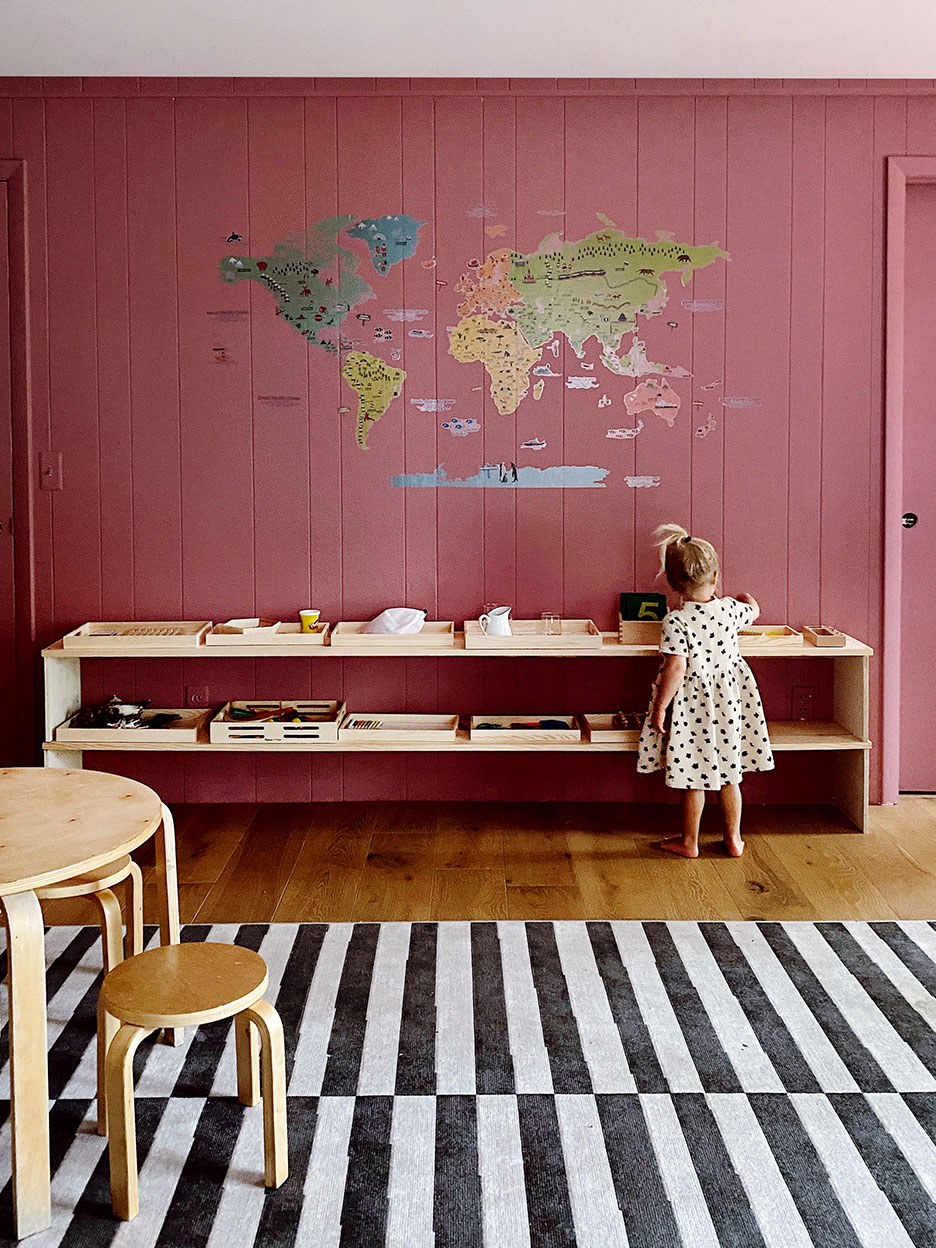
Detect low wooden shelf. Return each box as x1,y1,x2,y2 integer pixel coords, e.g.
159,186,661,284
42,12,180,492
42,630,873,831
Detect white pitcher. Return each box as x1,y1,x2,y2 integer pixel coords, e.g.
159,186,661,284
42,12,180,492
479,605,512,636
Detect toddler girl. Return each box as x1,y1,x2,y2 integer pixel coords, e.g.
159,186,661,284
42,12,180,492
636,523,774,857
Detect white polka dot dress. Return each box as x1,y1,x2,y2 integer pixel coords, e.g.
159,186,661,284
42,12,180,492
637,597,775,790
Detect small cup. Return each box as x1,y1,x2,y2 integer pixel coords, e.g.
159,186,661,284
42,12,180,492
542,612,561,636
299,609,321,633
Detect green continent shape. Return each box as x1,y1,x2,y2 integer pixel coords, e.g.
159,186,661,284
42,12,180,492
447,315,542,415
342,351,406,449
219,215,373,354
505,219,728,354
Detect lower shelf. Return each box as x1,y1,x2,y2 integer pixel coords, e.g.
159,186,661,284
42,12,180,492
44,720,871,754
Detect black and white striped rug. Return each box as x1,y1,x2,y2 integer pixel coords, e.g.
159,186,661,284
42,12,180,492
4,920,936,1246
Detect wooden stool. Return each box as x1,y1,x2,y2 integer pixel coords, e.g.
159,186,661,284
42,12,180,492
100,942,288,1221
36,854,143,1136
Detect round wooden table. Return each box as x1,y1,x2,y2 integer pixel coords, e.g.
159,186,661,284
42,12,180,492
0,768,179,1239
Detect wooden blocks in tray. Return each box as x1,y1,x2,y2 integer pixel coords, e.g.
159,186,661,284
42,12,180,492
55,708,212,744
210,701,345,743
463,620,602,649
803,625,846,647
339,713,459,742
331,621,455,647
469,715,581,743
206,621,330,645
62,621,211,648
580,712,645,743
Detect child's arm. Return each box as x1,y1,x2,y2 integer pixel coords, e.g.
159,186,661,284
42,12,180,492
735,592,760,620
650,654,687,732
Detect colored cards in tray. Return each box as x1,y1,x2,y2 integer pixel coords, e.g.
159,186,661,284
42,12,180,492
331,621,455,647
469,715,581,742
339,714,459,742
210,701,345,743
206,621,330,645
463,619,602,649
738,625,802,642
62,621,211,649
55,708,212,744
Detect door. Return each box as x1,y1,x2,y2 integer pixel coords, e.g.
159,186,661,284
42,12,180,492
900,183,936,790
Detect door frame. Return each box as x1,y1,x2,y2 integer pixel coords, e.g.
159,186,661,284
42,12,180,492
883,155,936,801
0,158,37,763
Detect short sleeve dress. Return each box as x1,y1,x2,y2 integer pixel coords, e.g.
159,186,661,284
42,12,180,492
636,597,775,790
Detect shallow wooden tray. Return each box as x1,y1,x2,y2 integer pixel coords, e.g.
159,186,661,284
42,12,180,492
739,624,802,643
463,619,602,649
803,625,846,648
210,700,345,743
469,714,581,743
63,621,211,649
339,713,459,742
331,621,455,647
55,708,212,744
580,712,645,743
206,621,330,646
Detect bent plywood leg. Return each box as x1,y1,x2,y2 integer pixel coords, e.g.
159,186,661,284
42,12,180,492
244,999,288,1188
92,888,125,976
154,804,182,1045
126,861,144,958
2,891,51,1238
234,1011,260,1107
106,1022,151,1221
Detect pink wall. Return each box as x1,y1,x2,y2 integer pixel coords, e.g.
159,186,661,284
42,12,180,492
3,78,928,805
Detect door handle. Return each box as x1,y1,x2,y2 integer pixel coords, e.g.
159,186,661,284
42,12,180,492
902,513,918,529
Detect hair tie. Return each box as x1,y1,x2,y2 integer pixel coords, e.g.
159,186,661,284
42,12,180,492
683,535,693,543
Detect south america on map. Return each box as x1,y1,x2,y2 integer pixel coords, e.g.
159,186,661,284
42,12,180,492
342,352,407,449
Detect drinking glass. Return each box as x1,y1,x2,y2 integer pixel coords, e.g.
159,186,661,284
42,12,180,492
542,612,561,635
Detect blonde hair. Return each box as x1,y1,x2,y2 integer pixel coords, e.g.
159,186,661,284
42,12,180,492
654,523,719,595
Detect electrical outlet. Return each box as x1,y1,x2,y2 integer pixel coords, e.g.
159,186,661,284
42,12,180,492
186,686,209,707
791,685,815,721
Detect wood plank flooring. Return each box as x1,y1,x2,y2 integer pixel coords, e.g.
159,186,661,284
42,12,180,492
38,796,936,924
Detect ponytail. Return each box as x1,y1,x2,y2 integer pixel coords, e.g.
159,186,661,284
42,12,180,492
653,523,719,595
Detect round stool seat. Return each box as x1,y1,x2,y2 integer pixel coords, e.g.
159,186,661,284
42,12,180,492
101,943,269,1030
36,854,135,900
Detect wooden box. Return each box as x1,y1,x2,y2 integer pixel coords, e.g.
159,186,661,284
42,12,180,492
738,625,802,643
63,621,211,649
55,708,212,744
210,701,345,743
803,625,846,648
331,621,455,647
463,619,602,649
469,715,581,743
580,712,645,743
206,621,330,646
338,713,459,742
617,617,663,646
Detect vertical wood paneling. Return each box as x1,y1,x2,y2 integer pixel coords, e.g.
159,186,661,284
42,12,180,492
0,99,12,152
723,96,792,621
820,98,875,641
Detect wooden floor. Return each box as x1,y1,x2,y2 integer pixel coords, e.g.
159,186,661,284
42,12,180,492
38,796,936,924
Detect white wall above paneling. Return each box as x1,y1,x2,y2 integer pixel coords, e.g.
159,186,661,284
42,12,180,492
1,0,934,78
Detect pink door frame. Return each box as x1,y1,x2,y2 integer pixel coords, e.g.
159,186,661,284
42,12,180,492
0,159,37,761
883,155,936,803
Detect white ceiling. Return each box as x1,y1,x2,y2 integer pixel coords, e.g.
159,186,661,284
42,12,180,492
2,0,933,78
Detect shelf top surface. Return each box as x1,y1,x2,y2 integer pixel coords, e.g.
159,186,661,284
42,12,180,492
42,632,874,659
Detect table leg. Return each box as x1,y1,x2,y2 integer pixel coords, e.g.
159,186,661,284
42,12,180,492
2,891,51,1238
154,803,183,1045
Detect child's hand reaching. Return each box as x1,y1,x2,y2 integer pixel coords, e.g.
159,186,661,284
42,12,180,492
735,592,760,619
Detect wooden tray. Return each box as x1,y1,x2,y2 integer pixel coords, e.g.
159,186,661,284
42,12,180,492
469,715,581,743
63,621,211,649
210,700,345,743
739,625,802,643
339,713,459,742
463,619,602,649
580,712,645,743
331,621,455,647
617,617,663,646
206,621,330,646
55,708,212,744
803,625,846,648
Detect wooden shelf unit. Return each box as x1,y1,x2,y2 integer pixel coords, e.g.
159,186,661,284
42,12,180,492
42,631,873,831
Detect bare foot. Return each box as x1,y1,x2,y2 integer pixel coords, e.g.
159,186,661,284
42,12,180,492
724,837,745,858
660,838,699,859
